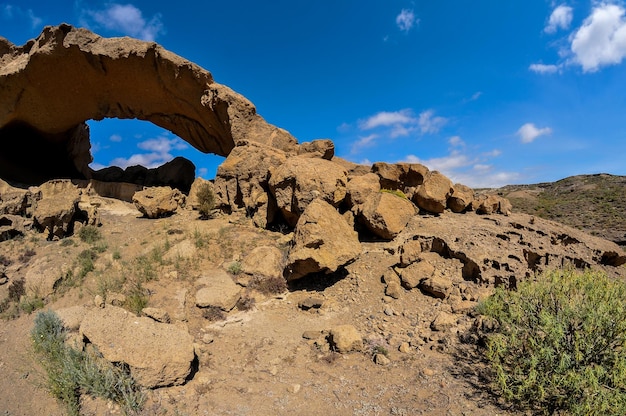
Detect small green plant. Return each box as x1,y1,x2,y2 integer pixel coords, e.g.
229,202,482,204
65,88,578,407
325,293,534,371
227,261,242,275
112,250,122,260
31,311,144,415
8,277,26,302
477,269,626,415
381,188,408,199
77,249,97,279
197,182,215,219
124,280,149,316
60,238,75,247
78,225,102,244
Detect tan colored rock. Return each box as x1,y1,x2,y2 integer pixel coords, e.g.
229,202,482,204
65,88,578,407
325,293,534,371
142,307,171,323
80,305,195,388
474,194,512,216
214,142,286,225
297,139,334,160
0,179,33,216
360,192,416,240
187,177,215,211
399,239,422,266
430,311,457,331
396,260,435,289
195,270,241,311
0,24,297,184
329,325,363,353
419,275,453,299
346,173,381,211
241,246,285,279
87,179,143,202
0,214,27,241
382,268,403,299
448,183,474,213
269,157,348,226
287,199,361,280
414,171,453,214
372,162,429,191
32,180,81,239
55,305,89,331
133,186,184,219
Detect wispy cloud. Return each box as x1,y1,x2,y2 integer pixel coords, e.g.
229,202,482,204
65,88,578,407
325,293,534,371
396,9,419,33
1,4,42,29
529,63,561,74
79,3,164,41
418,110,447,134
359,109,415,130
401,144,516,188
350,134,378,154
109,135,187,169
545,4,573,34
109,134,123,142
517,123,552,144
570,3,626,72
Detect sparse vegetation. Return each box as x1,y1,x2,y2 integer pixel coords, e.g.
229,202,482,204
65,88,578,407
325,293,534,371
227,261,242,275
197,182,215,219
236,295,256,311
202,306,226,321
18,248,36,263
31,311,145,415
248,275,287,295
477,269,626,415
381,188,408,199
78,225,102,244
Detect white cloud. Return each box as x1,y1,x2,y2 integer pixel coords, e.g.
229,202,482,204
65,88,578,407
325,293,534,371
396,9,418,33
545,4,573,34
448,136,465,147
80,3,164,41
109,135,186,169
529,63,561,74
570,3,626,72
418,109,447,134
1,4,42,28
350,134,378,154
109,134,123,142
517,123,552,143
360,109,415,130
198,167,209,178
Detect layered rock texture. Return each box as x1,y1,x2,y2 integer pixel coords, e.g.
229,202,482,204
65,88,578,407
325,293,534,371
0,24,296,185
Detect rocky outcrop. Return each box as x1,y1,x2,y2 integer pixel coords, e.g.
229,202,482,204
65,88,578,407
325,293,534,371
133,186,184,219
414,171,454,214
0,24,297,185
360,191,416,239
269,157,348,227
92,157,196,193
194,270,242,311
214,141,287,225
79,305,196,388
287,199,362,280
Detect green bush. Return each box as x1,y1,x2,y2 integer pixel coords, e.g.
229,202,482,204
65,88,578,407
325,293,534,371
197,182,215,219
380,188,408,199
31,311,144,415
78,225,102,244
477,269,626,415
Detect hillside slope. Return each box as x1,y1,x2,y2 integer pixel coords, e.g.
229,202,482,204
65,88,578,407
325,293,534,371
484,173,626,246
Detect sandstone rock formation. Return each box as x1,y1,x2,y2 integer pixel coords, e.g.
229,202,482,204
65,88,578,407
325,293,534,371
80,305,196,388
286,199,362,280
133,186,185,219
0,24,297,185
360,191,417,239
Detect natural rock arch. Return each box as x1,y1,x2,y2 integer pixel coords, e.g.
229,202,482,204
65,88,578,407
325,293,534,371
0,24,297,185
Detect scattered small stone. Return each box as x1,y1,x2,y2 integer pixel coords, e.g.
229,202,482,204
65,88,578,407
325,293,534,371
373,353,391,365
202,334,214,344
290,384,301,394
94,294,105,308
328,325,363,353
142,307,171,323
422,368,436,377
298,297,324,310
302,330,323,340
430,311,457,331
384,306,395,316
398,342,411,353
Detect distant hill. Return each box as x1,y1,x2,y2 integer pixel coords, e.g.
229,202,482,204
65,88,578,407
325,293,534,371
483,174,626,246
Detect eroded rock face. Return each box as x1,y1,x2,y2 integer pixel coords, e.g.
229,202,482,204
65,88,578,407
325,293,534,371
269,157,348,227
79,305,196,388
287,199,361,280
0,24,297,185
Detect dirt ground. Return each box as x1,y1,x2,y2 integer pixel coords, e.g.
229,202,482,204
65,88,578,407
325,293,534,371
0,198,513,416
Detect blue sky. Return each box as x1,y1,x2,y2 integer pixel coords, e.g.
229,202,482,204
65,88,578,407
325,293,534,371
2,1,626,187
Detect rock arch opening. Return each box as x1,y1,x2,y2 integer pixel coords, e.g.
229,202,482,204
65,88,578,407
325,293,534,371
0,24,297,189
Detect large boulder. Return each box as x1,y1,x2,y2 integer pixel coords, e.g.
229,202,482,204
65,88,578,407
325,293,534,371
346,173,381,212
0,24,297,185
79,305,196,388
360,191,417,240
448,183,474,213
414,171,453,214
371,162,429,194
241,246,285,279
133,186,184,218
269,157,348,226
297,139,335,160
287,199,361,280
214,141,286,225
0,179,33,216
194,270,242,311
32,180,82,239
